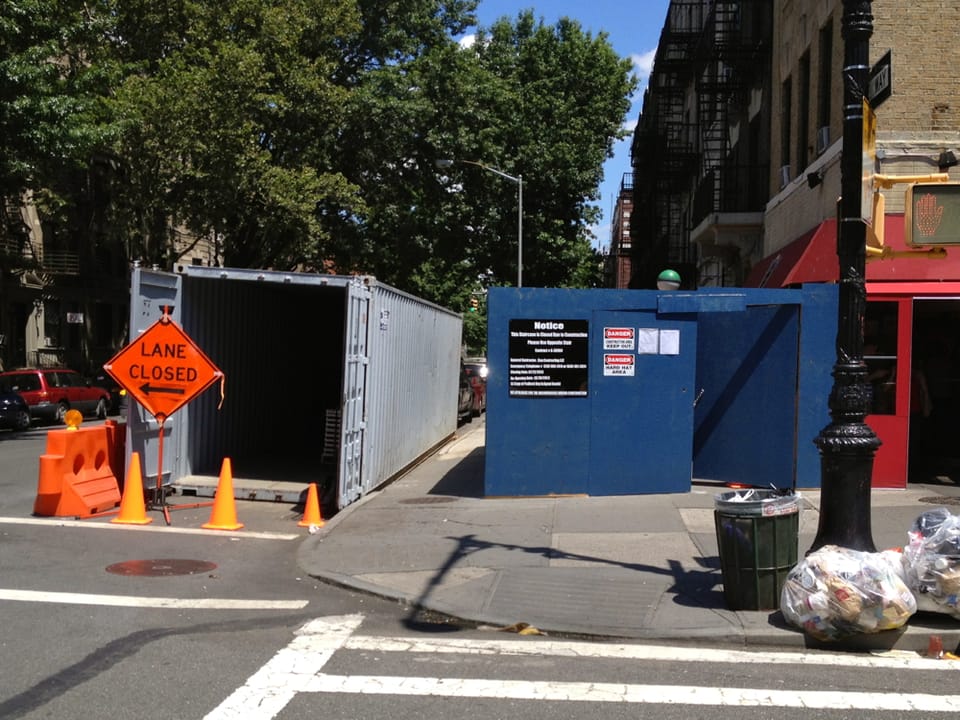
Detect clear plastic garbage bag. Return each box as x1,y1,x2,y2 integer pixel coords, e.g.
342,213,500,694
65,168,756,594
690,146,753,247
781,545,916,641
901,507,960,618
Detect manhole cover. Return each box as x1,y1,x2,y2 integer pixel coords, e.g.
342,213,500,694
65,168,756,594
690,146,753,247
918,496,960,506
106,559,218,577
398,496,458,505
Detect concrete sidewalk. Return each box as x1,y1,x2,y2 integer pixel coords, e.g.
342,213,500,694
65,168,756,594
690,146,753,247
298,418,960,652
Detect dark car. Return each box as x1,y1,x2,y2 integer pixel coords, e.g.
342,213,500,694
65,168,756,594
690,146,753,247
463,357,487,415
0,368,111,424
457,362,475,424
92,371,128,416
0,387,31,431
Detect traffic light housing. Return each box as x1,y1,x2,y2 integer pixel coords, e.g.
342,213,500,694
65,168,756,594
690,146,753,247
469,296,479,312
905,182,960,246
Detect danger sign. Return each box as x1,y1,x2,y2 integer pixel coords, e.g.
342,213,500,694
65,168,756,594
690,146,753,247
603,326,635,351
603,353,635,377
104,315,223,421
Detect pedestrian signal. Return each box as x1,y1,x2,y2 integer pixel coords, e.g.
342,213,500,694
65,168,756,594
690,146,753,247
469,297,479,312
905,182,960,246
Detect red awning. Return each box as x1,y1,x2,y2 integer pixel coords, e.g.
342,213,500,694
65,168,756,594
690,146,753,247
744,220,838,287
745,215,960,288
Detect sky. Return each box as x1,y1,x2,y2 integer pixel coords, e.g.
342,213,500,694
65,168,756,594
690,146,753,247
463,0,673,251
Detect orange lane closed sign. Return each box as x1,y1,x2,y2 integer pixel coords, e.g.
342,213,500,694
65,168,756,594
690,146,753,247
104,316,222,421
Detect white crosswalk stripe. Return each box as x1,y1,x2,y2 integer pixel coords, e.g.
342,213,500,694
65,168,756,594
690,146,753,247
205,614,960,718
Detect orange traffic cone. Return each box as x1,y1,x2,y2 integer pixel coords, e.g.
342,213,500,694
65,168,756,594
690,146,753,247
298,483,325,528
201,458,244,531
111,451,153,525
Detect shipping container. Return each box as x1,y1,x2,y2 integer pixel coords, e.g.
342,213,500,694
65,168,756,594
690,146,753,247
124,264,463,509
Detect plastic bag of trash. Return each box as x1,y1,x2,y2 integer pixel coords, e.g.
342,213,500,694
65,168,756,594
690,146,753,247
901,507,960,619
780,545,916,641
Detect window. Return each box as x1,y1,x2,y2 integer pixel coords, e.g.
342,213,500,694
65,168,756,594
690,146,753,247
865,302,899,415
817,20,833,136
781,77,793,177
797,52,811,170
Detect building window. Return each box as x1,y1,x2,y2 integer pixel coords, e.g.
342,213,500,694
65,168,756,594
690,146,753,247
780,77,793,182
818,20,833,137
865,301,899,415
797,52,811,171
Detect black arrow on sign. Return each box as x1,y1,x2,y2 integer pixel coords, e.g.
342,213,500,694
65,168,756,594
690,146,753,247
139,382,186,396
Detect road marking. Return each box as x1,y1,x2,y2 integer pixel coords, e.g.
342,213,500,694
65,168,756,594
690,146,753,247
206,615,960,718
303,674,960,710
0,516,299,540
204,614,364,720
340,635,955,671
0,589,308,610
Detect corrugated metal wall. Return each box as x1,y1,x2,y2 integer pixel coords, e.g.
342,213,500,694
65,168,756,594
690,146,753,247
128,266,462,507
362,280,462,497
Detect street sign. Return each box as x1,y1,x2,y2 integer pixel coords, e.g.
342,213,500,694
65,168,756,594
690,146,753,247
104,315,223,421
869,50,892,108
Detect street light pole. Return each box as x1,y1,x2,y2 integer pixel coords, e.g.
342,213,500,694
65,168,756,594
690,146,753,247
810,0,879,553
436,159,523,287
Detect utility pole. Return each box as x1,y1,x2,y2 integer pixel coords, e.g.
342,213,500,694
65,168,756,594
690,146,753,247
810,0,879,553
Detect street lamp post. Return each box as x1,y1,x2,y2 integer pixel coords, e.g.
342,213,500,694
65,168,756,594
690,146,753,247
810,0,879,553
436,159,523,287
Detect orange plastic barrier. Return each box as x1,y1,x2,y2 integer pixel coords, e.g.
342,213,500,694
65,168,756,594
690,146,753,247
103,419,127,492
34,426,122,517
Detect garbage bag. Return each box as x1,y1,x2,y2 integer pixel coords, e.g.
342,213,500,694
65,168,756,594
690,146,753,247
901,507,960,618
781,545,916,641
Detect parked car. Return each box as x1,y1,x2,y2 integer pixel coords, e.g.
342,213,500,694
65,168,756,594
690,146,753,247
91,371,128,416
0,368,111,424
463,357,487,415
0,387,31,431
457,362,475,424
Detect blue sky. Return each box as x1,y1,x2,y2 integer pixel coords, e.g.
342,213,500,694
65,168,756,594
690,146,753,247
464,0,672,251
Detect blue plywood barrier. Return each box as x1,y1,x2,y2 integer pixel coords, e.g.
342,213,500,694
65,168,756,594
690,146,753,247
484,285,837,496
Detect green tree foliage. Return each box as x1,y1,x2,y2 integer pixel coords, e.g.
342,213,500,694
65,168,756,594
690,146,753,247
2,1,635,314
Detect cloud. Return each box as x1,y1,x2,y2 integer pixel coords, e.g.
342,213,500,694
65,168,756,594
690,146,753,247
631,49,657,89
459,34,476,49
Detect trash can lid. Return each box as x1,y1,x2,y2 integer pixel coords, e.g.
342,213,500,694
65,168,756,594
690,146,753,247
715,488,799,517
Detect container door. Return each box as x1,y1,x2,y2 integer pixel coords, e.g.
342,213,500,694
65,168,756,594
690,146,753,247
338,278,371,508
126,267,183,490
588,310,697,494
693,304,800,489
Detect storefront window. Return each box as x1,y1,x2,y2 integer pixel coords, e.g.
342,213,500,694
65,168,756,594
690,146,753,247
865,302,898,414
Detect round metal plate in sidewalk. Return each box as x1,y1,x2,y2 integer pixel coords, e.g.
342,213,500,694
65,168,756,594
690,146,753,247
919,496,960,506
105,559,218,577
398,496,457,505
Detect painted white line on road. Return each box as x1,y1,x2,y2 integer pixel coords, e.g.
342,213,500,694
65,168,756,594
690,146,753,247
0,588,308,610
204,615,959,719
0,516,299,540
304,674,960,711
204,614,364,720
342,635,954,671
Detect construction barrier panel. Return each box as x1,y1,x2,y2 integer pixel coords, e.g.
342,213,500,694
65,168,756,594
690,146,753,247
35,426,122,517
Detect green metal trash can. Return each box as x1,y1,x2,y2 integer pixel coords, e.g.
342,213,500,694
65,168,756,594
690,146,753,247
714,489,800,611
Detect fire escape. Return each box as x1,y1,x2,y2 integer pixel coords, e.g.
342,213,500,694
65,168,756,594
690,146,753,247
631,1,771,288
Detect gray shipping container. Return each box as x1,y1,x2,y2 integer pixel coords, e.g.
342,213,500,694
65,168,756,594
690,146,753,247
125,265,463,509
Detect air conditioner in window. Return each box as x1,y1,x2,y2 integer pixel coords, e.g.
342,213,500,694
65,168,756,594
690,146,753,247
816,126,831,154
779,165,791,188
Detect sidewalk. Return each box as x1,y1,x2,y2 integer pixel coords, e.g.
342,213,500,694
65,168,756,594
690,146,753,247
299,418,960,652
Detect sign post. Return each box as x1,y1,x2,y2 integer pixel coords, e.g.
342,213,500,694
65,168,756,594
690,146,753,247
104,308,224,523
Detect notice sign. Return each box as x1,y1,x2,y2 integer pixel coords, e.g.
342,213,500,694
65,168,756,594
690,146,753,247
509,319,589,397
603,353,635,377
603,327,635,350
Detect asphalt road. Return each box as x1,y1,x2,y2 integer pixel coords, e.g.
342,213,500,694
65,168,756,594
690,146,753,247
1,423,957,719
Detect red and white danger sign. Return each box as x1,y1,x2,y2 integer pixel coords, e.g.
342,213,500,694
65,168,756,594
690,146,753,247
603,353,635,377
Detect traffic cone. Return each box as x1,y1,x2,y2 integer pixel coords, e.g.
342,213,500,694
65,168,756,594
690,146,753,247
201,458,244,530
298,482,325,528
111,451,153,525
